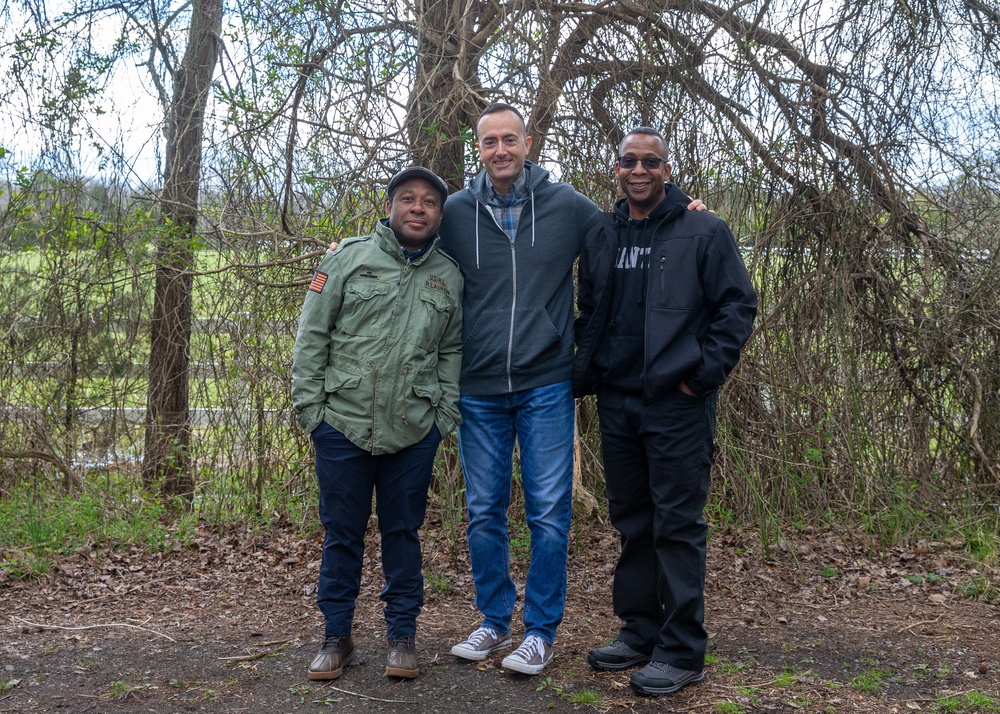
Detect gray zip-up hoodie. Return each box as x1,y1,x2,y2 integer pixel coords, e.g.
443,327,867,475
438,161,601,396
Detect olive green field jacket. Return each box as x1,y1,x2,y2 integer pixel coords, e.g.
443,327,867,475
291,220,463,454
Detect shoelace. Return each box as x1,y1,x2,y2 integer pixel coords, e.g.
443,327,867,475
515,636,544,659
469,628,494,646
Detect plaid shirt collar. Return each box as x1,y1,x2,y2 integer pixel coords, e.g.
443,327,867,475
486,172,527,205
485,173,528,240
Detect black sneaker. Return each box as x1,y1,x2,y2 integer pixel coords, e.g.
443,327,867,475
630,661,704,696
587,640,651,671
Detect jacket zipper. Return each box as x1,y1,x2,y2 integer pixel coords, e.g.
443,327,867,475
507,240,516,393
643,232,668,401
485,206,518,393
483,204,521,392
401,366,408,425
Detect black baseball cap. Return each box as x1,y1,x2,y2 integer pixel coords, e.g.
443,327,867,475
387,166,449,204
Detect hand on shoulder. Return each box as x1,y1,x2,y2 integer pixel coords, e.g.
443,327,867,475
686,198,716,215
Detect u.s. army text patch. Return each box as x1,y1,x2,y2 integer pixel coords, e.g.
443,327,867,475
425,274,450,296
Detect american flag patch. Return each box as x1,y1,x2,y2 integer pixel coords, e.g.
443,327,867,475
309,271,328,293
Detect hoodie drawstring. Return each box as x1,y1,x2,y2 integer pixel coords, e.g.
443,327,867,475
475,199,481,269
530,188,535,247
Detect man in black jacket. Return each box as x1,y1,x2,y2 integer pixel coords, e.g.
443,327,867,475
572,128,757,696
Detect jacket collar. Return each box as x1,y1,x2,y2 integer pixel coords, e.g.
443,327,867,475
612,182,689,226
375,219,439,264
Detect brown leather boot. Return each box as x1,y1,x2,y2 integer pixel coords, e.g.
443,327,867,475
386,637,418,678
308,635,356,680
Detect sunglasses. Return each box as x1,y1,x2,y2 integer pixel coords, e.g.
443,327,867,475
618,156,667,170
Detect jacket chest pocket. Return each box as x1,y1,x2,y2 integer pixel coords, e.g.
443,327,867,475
651,247,701,309
338,279,392,337
412,288,454,352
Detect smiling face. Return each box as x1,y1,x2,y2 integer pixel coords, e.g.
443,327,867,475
615,133,671,220
386,178,444,250
476,109,532,194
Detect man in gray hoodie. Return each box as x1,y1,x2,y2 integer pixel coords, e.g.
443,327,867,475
441,103,600,674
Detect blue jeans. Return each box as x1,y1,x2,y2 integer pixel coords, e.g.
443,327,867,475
457,381,574,644
312,421,441,640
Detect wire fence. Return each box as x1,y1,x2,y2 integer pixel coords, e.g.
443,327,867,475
1,175,998,546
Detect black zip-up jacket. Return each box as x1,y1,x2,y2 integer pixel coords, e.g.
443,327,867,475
572,184,757,401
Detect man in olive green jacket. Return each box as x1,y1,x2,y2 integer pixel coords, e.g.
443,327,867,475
292,167,463,682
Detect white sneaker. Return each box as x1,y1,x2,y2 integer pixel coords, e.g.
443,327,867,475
501,634,553,675
450,627,512,661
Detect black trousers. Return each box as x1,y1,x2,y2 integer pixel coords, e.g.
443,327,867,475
595,387,716,671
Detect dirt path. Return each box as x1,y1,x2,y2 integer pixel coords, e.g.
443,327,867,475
2,522,997,713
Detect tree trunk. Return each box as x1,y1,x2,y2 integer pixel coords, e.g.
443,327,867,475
405,0,496,189
142,0,223,500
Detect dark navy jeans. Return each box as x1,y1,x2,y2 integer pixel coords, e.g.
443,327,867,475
312,420,441,640
595,387,717,671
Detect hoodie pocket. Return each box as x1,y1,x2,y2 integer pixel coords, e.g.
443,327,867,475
462,308,510,376
510,307,562,372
